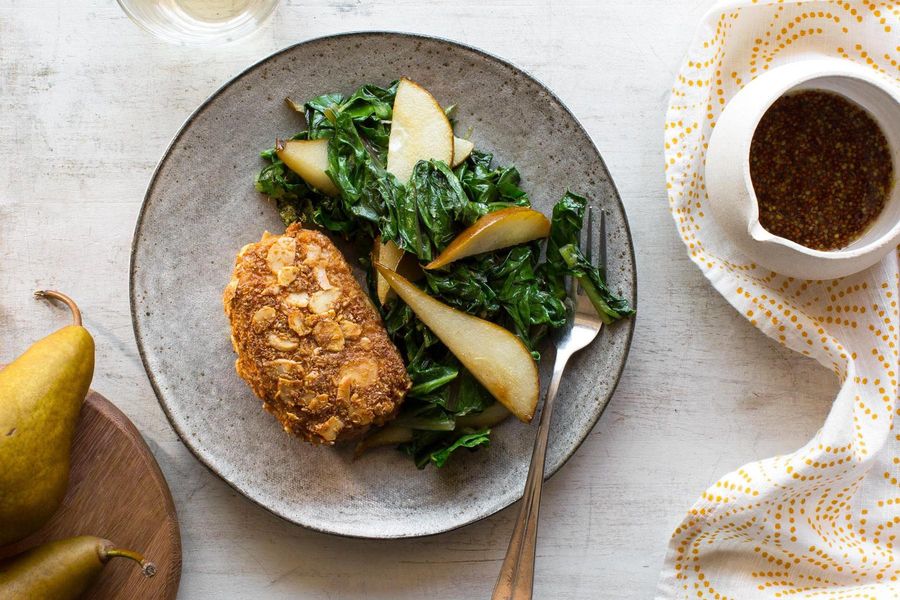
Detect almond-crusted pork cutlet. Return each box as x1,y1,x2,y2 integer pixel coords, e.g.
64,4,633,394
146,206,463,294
223,223,410,444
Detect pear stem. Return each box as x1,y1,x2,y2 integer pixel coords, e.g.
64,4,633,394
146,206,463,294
102,546,158,578
33,290,82,326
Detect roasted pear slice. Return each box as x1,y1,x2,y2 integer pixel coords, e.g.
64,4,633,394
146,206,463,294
386,78,454,183
275,138,339,196
375,265,539,422
372,237,405,305
426,207,551,270
451,137,474,167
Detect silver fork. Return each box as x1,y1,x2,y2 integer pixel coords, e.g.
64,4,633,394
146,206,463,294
492,206,607,600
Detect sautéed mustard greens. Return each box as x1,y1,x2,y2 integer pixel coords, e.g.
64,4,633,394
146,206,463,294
255,81,633,468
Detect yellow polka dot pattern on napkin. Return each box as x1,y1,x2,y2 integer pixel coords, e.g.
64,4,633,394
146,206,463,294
659,1,900,598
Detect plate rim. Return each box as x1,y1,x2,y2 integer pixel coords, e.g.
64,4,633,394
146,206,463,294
129,30,638,539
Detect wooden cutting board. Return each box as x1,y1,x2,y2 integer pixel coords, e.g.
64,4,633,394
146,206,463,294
0,390,181,599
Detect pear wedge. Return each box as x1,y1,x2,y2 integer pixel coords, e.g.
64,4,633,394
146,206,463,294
376,265,538,422
354,401,510,457
426,207,551,270
455,401,511,429
451,137,474,167
372,237,405,305
275,138,339,196
0,292,94,546
354,424,414,457
378,79,455,295
386,78,454,183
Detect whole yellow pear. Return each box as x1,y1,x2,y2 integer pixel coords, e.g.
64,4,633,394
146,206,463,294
0,535,155,598
0,291,94,546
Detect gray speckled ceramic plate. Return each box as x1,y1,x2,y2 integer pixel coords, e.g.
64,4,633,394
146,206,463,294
130,32,636,539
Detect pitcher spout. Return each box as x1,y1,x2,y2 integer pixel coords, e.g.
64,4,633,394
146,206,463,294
748,221,774,242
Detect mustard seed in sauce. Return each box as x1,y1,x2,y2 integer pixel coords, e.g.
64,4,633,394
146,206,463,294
749,90,893,251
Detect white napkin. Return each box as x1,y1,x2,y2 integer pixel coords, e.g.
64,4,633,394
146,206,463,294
659,1,900,597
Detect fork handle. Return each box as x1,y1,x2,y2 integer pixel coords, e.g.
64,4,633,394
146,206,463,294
492,351,571,600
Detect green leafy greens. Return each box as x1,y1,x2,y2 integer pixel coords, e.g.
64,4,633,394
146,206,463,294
255,82,633,468
544,192,636,325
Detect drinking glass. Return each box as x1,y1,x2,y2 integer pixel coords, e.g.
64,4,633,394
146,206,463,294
117,0,279,46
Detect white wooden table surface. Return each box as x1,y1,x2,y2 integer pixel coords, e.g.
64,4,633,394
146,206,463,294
0,1,838,598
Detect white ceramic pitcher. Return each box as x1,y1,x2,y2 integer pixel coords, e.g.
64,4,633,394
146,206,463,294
706,58,900,280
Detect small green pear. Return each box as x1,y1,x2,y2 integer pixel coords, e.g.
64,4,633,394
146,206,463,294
0,535,156,598
0,291,94,546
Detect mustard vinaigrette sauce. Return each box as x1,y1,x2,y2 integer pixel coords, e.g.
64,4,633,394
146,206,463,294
749,90,893,251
